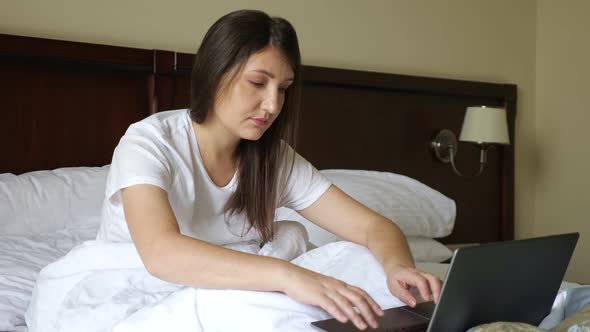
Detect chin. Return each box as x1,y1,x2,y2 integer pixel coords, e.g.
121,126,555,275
240,131,265,141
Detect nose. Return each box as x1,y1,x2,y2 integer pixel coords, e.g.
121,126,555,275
261,89,281,115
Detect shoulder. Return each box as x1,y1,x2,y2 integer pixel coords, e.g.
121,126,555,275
125,109,190,140
106,110,191,196
279,141,311,169
117,109,193,156
112,109,192,169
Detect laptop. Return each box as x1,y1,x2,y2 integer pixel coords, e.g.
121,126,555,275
312,232,579,332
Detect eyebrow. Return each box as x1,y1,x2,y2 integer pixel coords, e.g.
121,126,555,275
251,69,294,82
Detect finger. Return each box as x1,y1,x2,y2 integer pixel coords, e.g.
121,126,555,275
391,279,417,307
348,285,384,316
320,297,348,324
338,287,378,329
327,292,368,330
422,273,442,304
407,273,431,302
350,286,384,316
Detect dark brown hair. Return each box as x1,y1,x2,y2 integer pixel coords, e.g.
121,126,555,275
189,10,301,243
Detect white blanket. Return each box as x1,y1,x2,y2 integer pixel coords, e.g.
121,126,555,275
0,222,99,331
25,223,404,332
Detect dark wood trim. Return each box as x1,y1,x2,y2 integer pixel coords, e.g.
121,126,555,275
301,65,517,102
147,74,157,115
175,53,194,75
153,50,176,75
152,50,180,112
0,33,153,72
0,33,516,103
501,98,517,241
158,51,517,103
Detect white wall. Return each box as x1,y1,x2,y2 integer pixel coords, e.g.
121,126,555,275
534,0,590,283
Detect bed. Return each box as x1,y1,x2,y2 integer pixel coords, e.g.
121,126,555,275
1,33,583,332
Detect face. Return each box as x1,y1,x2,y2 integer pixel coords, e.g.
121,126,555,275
210,47,295,141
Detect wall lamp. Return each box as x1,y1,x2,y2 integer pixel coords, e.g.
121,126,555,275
431,106,510,176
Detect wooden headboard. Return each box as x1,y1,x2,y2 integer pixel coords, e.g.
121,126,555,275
0,33,517,245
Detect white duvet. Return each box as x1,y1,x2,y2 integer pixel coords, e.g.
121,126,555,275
16,223,575,332
0,222,99,332
25,226,405,332
17,223,583,332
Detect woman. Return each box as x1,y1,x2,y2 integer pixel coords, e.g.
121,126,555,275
97,9,441,330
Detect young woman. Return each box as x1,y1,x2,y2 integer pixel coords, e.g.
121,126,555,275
97,9,441,330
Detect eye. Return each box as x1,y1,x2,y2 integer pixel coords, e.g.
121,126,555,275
249,81,264,87
279,84,293,94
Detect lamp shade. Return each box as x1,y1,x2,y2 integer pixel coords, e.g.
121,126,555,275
459,106,510,145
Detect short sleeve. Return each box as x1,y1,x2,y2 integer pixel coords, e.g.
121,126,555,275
280,148,332,211
106,128,173,200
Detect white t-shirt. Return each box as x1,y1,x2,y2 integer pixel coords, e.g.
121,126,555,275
96,109,332,245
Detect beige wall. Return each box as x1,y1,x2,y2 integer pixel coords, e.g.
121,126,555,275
3,1,585,281
535,0,590,283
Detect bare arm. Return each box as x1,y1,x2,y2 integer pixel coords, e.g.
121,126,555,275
297,185,415,269
122,184,287,291
298,185,442,305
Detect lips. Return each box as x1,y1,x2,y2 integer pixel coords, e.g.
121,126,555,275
250,118,268,126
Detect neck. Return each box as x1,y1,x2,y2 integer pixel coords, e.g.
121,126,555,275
192,118,239,165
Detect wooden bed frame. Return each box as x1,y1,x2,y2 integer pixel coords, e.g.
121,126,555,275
0,33,517,245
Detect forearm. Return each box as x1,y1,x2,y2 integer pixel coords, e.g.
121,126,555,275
366,218,415,271
146,234,290,292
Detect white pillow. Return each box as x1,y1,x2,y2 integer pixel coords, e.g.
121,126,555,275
275,169,455,244
407,236,453,263
0,166,109,236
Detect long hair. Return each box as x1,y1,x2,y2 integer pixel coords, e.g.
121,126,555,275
189,10,301,243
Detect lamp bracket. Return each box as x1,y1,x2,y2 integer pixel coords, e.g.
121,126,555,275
431,129,458,163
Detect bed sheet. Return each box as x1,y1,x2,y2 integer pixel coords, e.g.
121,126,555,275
0,221,99,332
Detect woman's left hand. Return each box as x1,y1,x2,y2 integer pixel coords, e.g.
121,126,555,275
385,265,442,307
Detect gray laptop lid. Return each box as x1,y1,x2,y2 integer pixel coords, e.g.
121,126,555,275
427,232,579,331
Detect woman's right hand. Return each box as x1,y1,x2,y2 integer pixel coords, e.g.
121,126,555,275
279,264,384,330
